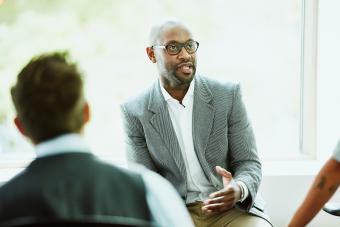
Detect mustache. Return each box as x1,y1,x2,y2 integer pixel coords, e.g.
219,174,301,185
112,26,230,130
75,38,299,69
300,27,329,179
176,61,195,68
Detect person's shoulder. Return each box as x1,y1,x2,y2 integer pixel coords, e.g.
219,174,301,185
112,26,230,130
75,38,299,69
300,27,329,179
93,158,142,178
91,160,150,192
134,164,195,227
126,163,168,186
197,75,240,94
0,168,28,198
130,163,178,195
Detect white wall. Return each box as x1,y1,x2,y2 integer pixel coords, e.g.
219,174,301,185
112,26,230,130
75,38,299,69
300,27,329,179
261,1,340,226
317,0,340,154
260,175,340,227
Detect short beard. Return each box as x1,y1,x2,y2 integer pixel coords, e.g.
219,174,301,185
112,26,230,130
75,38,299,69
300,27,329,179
169,65,196,87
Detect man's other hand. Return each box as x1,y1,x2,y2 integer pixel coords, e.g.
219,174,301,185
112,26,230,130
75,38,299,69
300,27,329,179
202,166,241,214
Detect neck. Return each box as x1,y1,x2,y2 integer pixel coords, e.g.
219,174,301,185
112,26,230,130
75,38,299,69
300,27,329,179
31,129,83,146
161,81,190,103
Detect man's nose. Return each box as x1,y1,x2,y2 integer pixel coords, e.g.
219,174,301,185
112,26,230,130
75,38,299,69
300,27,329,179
177,47,192,60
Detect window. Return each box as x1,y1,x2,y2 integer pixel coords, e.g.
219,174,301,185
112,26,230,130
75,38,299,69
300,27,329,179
317,0,340,161
0,0,319,177
196,0,318,160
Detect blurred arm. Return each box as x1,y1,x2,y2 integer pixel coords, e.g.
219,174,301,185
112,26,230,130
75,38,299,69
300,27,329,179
141,168,194,227
289,158,340,227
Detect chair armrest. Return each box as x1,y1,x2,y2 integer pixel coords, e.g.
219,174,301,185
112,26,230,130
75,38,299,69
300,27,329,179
323,202,340,216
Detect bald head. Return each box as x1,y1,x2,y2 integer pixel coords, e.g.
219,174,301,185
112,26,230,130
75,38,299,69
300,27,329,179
149,19,192,46
145,19,197,91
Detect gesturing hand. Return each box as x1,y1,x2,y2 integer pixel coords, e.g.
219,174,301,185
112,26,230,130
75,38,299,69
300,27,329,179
202,166,241,214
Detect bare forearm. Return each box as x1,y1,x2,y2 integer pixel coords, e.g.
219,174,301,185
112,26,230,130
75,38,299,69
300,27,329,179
289,178,337,226
289,159,340,227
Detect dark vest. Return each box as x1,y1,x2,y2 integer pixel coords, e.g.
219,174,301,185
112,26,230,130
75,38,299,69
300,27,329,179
0,153,151,223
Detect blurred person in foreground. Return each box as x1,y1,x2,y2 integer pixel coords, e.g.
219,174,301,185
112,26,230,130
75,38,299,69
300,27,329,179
0,52,193,227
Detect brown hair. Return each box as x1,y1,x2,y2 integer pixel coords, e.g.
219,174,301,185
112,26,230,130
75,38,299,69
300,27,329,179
11,52,85,143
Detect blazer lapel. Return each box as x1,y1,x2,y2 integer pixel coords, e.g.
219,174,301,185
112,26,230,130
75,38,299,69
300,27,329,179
148,82,187,178
192,76,215,157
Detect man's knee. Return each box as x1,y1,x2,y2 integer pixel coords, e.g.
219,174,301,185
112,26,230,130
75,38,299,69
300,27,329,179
226,213,271,227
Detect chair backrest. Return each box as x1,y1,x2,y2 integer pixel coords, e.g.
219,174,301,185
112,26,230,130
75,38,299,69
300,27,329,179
323,202,340,216
0,216,156,227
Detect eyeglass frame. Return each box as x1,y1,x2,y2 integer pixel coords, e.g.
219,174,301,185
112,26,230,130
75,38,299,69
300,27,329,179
152,40,199,55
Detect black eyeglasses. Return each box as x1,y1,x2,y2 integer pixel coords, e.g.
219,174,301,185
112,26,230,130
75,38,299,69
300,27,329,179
152,40,199,55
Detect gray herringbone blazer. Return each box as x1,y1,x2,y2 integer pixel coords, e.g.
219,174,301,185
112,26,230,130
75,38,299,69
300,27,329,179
121,75,268,220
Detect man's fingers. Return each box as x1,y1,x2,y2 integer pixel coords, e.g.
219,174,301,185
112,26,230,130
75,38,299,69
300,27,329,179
205,168,237,215
209,189,225,198
204,196,234,206
215,166,232,186
209,187,235,198
203,196,225,205
201,203,224,213
215,166,231,178
201,202,233,213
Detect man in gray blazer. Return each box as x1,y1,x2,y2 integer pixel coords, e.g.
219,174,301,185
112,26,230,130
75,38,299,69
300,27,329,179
121,19,272,227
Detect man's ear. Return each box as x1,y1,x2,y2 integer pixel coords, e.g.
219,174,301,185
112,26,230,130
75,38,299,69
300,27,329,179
83,102,90,125
14,117,26,136
146,47,157,63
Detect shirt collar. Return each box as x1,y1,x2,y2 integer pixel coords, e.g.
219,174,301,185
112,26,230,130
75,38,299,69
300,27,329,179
35,133,91,158
159,79,195,102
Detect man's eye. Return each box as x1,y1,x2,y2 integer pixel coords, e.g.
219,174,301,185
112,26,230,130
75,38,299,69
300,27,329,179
167,44,178,51
186,42,195,50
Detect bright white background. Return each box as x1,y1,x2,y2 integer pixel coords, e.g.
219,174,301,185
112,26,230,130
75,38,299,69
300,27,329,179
1,0,340,226
0,0,303,164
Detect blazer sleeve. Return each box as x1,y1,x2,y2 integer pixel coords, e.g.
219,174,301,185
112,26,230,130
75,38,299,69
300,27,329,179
121,105,158,172
227,84,262,211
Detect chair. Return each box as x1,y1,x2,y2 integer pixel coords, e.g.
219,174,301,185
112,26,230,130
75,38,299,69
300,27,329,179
323,202,340,216
0,216,157,227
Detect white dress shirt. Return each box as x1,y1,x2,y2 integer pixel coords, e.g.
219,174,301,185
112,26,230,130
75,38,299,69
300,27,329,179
35,133,194,227
160,80,249,203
